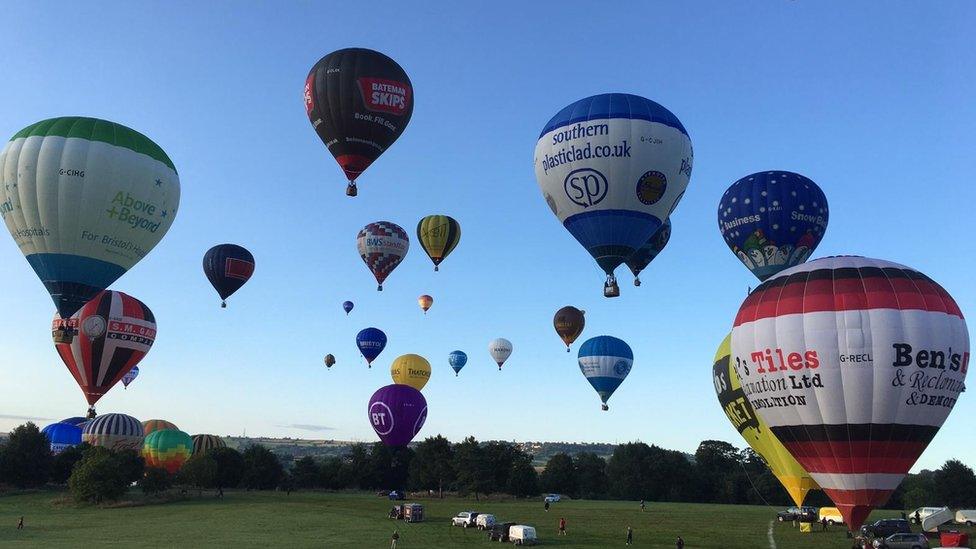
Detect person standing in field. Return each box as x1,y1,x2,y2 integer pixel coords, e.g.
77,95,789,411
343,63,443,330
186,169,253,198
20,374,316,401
544,500,550,512
821,517,828,531
626,525,633,545
390,529,400,548
17,517,24,530
558,517,566,535
676,535,685,549
640,499,646,512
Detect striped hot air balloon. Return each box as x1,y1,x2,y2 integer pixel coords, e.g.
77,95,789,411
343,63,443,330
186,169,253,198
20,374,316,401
82,413,143,451
417,215,460,271
357,221,408,291
143,429,192,474
191,434,227,457
731,256,968,530
143,419,178,436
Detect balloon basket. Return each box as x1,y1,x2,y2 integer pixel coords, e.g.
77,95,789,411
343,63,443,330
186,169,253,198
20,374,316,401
566,347,570,353
634,278,641,287
221,301,227,309
434,265,439,272
53,328,74,345
346,183,358,197
601,404,609,411
377,284,383,291
603,281,620,298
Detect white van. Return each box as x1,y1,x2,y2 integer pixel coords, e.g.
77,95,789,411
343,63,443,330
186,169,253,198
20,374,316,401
819,507,844,525
476,513,496,530
510,525,537,545
955,509,976,526
921,507,953,532
910,507,944,525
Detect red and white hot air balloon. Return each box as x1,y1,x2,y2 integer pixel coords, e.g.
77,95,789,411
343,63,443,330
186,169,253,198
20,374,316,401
731,256,968,530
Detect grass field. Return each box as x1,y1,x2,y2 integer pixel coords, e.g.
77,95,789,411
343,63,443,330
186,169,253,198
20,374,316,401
0,490,970,548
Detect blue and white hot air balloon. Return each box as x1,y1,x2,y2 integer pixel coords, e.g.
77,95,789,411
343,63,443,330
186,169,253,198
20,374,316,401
578,336,633,411
534,94,693,297
41,422,82,454
448,350,467,377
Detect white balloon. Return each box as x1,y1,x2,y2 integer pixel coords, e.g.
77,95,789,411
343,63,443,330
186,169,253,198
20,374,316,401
488,338,513,370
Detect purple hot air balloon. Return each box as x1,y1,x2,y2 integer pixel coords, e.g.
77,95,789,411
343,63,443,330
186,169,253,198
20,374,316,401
367,384,427,447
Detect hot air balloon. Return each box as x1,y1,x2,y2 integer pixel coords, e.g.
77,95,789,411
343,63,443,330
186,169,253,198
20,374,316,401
203,244,255,308
324,354,336,369
626,218,671,286
121,366,139,389
0,117,180,320
448,350,467,377
51,291,156,416
712,333,817,506
357,222,409,291
488,338,513,370
305,48,414,196
418,294,433,314
417,215,461,271
41,422,82,454
577,336,633,411
356,327,387,368
82,413,143,451
191,434,226,457
534,94,693,298
718,171,828,281
367,384,427,447
731,256,968,530
143,419,178,436
390,354,431,391
59,417,88,427
142,429,192,474
343,301,354,315
553,306,585,352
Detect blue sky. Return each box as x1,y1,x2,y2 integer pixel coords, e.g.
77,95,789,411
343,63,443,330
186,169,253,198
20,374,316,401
1,1,974,472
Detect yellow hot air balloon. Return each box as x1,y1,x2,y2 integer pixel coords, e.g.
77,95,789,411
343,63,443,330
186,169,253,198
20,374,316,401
417,215,460,271
418,294,433,314
712,334,818,506
390,353,431,391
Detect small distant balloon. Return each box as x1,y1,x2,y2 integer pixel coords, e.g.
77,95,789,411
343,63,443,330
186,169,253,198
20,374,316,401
448,350,467,377
488,338,513,371
357,222,409,291
121,366,140,389
203,244,255,308
553,306,585,352
626,218,671,286
324,354,336,369
356,327,387,368
368,384,428,447
418,294,433,314
417,215,461,271
343,301,354,315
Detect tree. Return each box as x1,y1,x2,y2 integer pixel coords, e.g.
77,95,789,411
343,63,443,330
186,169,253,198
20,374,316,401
574,452,608,499
540,453,577,497
292,457,320,489
318,457,348,489
178,454,217,494
68,447,130,503
50,443,89,485
933,459,976,508
900,469,936,510
607,442,696,502
508,451,540,498
481,441,517,496
694,440,741,503
347,443,374,489
370,443,413,490
241,445,283,490
210,447,245,490
409,435,456,498
0,422,52,488
112,449,146,485
454,437,488,500
138,467,172,496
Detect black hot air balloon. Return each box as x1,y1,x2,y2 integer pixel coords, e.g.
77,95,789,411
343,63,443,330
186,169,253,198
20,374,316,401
305,48,414,196
203,244,255,308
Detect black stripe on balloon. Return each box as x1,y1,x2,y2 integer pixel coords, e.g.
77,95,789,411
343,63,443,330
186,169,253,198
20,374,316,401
138,300,154,324
754,265,923,293
771,424,939,444
103,348,135,389
444,218,460,259
88,292,114,388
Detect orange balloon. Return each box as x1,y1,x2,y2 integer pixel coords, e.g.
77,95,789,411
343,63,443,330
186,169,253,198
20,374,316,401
418,294,433,314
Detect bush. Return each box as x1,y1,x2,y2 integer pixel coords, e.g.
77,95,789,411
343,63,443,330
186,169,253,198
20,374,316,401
241,445,283,490
0,422,52,488
68,447,130,503
139,467,172,496
178,454,217,492
210,447,245,489
50,443,89,484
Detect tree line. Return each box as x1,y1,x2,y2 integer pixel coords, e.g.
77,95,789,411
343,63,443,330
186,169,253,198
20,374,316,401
2,422,975,510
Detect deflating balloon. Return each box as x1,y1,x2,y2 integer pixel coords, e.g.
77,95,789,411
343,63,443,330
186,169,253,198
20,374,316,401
356,327,387,368
324,354,336,368
0,117,180,319
731,256,968,529
578,336,633,411
448,350,467,376
357,221,409,291
51,291,156,413
418,294,433,314
143,419,179,436
488,338,513,370
82,413,143,451
305,48,414,196
41,422,82,454
368,384,428,447
417,215,461,271
343,301,354,315
534,94,693,298
121,366,139,389
203,244,255,308
553,306,585,352
142,429,192,474
712,333,817,506
390,354,431,391
626,218,671,286
718,171,828,281
191,434,226,457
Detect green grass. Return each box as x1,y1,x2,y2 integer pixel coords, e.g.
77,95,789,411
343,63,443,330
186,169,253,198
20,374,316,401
0,490,970,548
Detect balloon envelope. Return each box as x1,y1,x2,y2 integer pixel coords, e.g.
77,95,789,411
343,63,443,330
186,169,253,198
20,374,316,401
390,354,431,391
357,222,409,291
578,336,633,410
418,294,433,314
625,218,671,285
356,327,387,366
324,354,336,368
121,366,139,388
59,417,88,427
731,256,968,529
417,215,461,271
0,117,180,318
712,333,817,506
718,171,828,281
368,384,427,447
203,244,255,306
41,422,82,454
191,434,226,457
448,350,467,376
142,429,192,474
488,338,513,370
553,306,585,351
82,413,143,451
343,301,354,315
143,419,178,436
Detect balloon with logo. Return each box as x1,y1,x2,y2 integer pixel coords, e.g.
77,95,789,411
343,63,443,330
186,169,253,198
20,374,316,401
534,94,693,298
417,215,461,271
626,218,671,286
390,353,431,391
357,221,409,291
448,350,467,377
305,48,414,196
712,333,817,506
356,327,387,368
553,306,585,352
82,413,143,451
0,117,180,319
142,429,193,474
143,419,178,436
577,336,633,411
41,422,82,454
367,384,428,447
488,338,513,371
191,434,226,457
121,366,139,389
731,256,969,529
418,294,433,315
51,290,156,415
342,301,354,315
718,171,828,281
324,354,336,369
203,244,255,308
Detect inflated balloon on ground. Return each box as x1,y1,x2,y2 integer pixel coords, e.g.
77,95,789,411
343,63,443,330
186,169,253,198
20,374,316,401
191,434,226,457
142,429,193,474
143,419,179,436
82,413,143,451
41,422,82,454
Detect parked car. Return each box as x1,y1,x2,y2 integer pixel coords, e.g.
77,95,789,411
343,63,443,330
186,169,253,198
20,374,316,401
955,509,976,526
544,494,561,503
910,507,944,525
509,525,537,546
476,513,496,530
402,503,424,523
488,522,516,542
861,519,911,538
920,507,953,533
819,507,845,525
777,506,818,522
876,532,929,549
452,511,480,528
388,490,405,500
